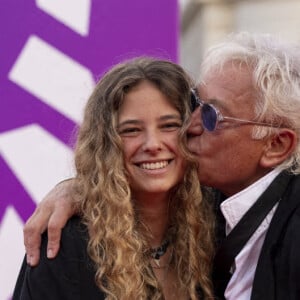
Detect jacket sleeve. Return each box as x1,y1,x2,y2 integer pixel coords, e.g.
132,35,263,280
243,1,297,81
275,207,300,300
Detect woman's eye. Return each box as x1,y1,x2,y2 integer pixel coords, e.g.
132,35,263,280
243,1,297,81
161,122,182,131
119,127,141,136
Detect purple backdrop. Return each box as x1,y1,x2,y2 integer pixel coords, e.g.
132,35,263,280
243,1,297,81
0,0,178,222
0,1,178,298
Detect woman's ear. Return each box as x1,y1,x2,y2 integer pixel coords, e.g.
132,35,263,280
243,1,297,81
260,129,297,168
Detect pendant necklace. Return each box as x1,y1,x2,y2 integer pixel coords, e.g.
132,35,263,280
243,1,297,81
150,239,170,268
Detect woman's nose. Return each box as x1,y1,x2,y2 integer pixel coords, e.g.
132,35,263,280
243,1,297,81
142,132,162,153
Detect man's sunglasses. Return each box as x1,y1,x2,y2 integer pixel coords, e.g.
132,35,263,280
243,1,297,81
190,89,279,132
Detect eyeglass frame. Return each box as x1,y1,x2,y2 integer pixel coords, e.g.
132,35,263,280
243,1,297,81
190,89,282,132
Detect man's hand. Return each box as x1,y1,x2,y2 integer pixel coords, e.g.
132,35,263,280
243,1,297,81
23,179,78,266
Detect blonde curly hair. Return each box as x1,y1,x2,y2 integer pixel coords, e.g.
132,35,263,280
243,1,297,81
73,57,214,299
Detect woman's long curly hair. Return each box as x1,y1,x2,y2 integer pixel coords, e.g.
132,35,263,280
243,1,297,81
73,57,214,299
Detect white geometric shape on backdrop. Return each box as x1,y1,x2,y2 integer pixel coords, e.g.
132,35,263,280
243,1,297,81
8,35,95,124
0,124,75,204
0,207,24,300
36,0,92,36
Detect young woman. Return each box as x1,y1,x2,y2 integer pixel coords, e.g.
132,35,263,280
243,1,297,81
13,57,214,299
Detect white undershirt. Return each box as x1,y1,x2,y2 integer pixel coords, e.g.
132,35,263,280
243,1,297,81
220,169,281,300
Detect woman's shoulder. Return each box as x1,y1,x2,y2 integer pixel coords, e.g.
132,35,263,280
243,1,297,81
62,216,88,239
41,216,89,261
18,219,102,299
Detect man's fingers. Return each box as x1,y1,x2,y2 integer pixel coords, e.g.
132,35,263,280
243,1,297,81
25,242,41,266
24,220,43,266
22,179,77,265
46,210,69,258
23,204,50,265
46,235,60,259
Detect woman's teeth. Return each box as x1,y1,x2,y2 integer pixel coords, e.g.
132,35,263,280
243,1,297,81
140,161,169,170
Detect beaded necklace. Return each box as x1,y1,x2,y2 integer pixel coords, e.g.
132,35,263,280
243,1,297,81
150,239,170,260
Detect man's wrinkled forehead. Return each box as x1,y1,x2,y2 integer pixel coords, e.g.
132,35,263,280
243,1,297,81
198,63,255,94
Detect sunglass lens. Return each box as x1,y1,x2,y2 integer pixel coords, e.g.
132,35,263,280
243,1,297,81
190,90,199,111
202,104,217,131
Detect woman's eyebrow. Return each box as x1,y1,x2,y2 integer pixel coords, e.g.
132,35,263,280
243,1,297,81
159,114,182,121
118,114,182,128
118,119,142,128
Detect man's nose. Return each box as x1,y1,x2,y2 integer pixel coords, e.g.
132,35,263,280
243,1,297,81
187,107,204,137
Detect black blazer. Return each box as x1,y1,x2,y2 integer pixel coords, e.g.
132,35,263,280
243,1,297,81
13,218,205,299
213,172,300,300
251,173,300,300
13,217,105,300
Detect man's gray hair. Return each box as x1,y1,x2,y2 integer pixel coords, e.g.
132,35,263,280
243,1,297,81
199,31,300,174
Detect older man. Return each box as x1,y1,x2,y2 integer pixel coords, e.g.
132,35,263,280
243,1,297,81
188,32,300,300
23,32,300,300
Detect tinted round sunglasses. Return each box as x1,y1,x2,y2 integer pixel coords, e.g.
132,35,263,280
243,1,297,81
190,89,280,132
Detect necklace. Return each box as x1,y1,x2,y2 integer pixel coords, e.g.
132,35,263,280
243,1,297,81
150,239,170,260
150,247,173,269
151,247,174,286
149,239,171,268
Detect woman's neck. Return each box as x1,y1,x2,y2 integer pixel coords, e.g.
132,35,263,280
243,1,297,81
134,193,171,247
